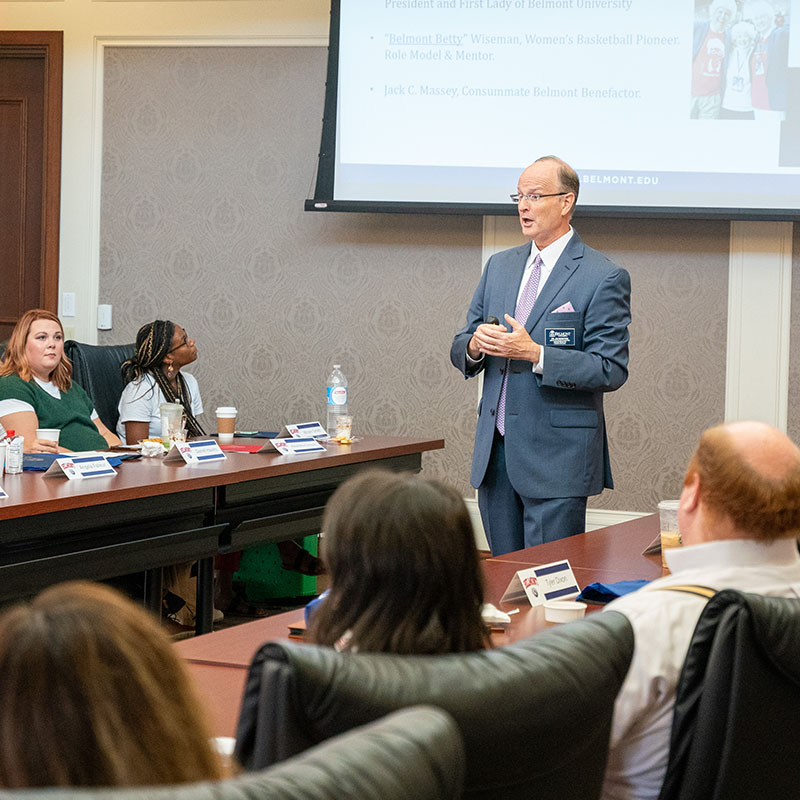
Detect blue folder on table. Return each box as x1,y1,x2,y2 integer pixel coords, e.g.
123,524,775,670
23,453,131,471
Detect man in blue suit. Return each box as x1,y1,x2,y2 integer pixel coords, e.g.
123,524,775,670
450,156,631,555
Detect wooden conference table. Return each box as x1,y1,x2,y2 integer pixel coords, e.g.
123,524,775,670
0,436,444,632
176,513,664,737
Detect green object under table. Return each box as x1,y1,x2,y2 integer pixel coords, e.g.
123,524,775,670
233,535,318,601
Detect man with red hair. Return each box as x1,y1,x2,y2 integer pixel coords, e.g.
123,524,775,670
601,421,800,800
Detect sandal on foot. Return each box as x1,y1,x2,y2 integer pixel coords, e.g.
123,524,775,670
280,542,325,576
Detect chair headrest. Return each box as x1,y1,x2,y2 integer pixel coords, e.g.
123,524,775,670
236,611,634,795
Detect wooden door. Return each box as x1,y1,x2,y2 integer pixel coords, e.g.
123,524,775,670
0,31,62,342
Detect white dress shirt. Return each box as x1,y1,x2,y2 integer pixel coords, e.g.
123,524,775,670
601,537,800,800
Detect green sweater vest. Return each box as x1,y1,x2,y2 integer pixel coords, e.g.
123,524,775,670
0,374,107,451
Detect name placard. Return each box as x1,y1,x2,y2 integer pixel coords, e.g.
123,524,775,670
164,439,226,465
277,421,328,440
269,437,327,455
500,559,580,606
0,484,7,499
44,454,117,480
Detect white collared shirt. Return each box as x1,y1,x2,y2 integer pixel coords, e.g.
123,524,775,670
522,227,573,373
516,226,573,309
601,537,800,800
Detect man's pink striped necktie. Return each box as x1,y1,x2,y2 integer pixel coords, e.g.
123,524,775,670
496,253,543,436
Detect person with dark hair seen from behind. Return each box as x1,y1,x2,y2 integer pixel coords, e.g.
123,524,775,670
0,309,120,452
601,421,800,800
0,581,226,788
308,470,490,654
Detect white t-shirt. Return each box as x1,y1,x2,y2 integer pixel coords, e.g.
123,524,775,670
116,372,203,444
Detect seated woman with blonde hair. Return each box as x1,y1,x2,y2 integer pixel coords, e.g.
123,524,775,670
308,470,490,654
0,581,226,788
0,309,120,452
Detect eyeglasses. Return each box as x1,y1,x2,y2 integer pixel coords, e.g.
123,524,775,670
169,333,190,353
510,192,570,204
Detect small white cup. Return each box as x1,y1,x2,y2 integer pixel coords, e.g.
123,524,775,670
36,428,61,446
543,600,586,623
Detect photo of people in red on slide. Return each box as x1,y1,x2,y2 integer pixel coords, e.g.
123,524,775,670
691,0,789,120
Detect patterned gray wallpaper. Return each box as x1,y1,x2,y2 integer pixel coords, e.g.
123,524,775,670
99,46,482,490
99,46,730,511
578,217,730,511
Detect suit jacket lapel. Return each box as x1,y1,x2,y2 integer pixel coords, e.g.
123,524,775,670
526,232,584,333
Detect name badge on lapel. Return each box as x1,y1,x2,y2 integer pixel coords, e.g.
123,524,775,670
545,327,576,347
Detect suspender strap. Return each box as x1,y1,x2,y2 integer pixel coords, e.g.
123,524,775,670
656,584,717,599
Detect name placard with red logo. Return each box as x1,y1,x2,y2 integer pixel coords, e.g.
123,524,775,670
277,421,328,439
44,455,117,480
164,440,226,464
269,437,327,455
500,559,580,606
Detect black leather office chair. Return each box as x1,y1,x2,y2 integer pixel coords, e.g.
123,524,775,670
235,611,634,800
64,340,135,432
0,706,463,800
657,589,800,800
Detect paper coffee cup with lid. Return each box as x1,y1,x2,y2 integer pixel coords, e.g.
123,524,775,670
216,407,237,443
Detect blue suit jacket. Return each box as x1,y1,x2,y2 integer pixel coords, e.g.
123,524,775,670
450,231,631,499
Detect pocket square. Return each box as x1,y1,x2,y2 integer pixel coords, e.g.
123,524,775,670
553,301,575,313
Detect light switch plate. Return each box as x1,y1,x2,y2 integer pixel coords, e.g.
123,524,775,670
61,292,76,317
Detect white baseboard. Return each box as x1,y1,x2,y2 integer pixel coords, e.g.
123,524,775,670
465,497,647,549
584,508,649,529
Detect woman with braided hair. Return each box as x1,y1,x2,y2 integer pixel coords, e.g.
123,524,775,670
117,320,210,626
118,320,321,623
117,320,204,445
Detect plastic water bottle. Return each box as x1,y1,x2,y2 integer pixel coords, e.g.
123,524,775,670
326,364,348,435
5,429,23,474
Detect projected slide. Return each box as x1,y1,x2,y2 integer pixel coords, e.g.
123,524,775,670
326,0,800,214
